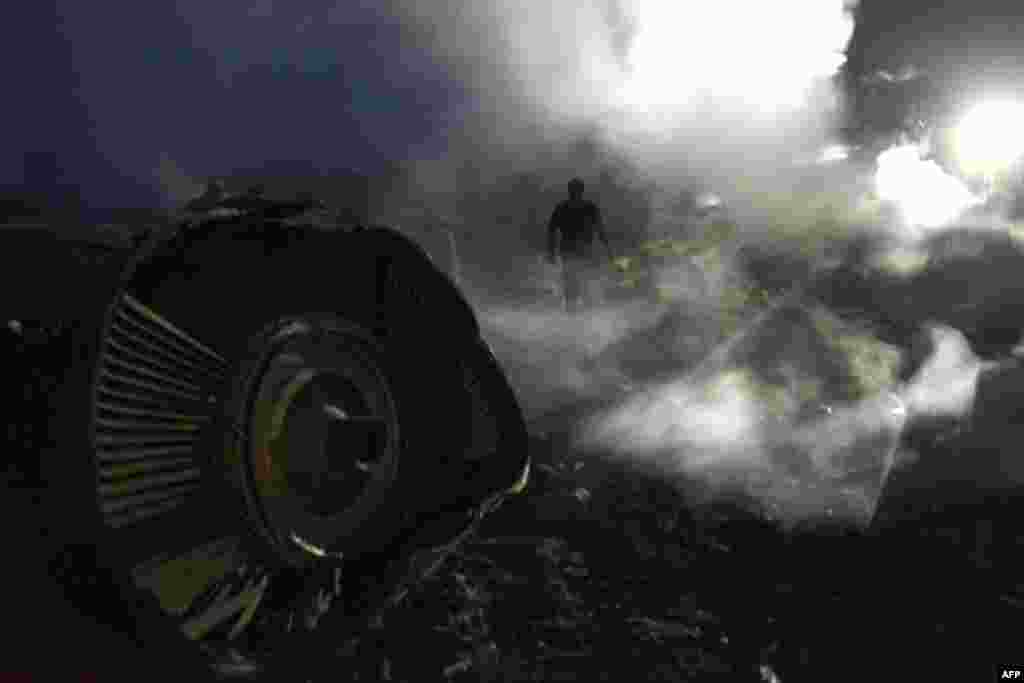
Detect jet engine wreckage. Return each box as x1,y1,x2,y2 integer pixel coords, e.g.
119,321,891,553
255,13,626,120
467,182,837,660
1,191,530,679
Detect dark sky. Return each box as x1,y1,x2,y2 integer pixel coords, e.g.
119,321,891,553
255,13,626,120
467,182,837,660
4,1,468,217
5,1,1024,220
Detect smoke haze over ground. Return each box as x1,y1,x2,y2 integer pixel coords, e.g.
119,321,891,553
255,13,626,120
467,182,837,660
373,0,968,525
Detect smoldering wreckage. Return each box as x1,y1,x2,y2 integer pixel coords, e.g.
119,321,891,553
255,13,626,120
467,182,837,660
2,179,1023,683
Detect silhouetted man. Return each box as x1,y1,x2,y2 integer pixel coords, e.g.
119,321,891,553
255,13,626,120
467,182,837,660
547,178,614,312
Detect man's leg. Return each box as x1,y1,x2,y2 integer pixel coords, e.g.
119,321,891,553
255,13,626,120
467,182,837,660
582,257,604,310
562,257,582,313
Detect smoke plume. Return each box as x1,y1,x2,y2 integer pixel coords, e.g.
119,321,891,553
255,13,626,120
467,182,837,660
380,1,859,213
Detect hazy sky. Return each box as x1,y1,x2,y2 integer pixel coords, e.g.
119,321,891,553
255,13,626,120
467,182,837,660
4,1,1024,219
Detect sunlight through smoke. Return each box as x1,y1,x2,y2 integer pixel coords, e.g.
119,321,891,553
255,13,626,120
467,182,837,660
384,0,861,232
955,99,1024,178
615,1,854,118
875,144,981,231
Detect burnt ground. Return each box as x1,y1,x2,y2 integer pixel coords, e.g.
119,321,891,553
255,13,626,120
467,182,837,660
329,430,1024,683
5,411,1021,682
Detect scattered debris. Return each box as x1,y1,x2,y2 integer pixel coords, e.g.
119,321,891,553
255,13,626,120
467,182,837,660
628,616,703,642
442,657,472,678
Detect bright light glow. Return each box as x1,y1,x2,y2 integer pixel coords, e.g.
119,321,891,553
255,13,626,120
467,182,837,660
955,99,1024,177
615,1,854,117
817,144,850,164
696,192,723,211
875,144,981,230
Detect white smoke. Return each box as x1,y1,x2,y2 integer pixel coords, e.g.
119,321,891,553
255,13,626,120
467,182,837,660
874,144,982,234
613,1,853,117
387,0,855,119
576,318,997,525
583,368,765,468
480,301,668,421
578,352,908,526
900,324,991,419
381,1,858,197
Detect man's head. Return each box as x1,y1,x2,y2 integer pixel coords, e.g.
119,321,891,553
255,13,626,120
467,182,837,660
568,177,585,200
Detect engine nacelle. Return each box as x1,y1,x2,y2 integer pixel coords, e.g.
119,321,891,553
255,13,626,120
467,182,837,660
2,200,530,679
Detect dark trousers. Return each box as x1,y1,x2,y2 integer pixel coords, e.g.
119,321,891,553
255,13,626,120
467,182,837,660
560,252,599,312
